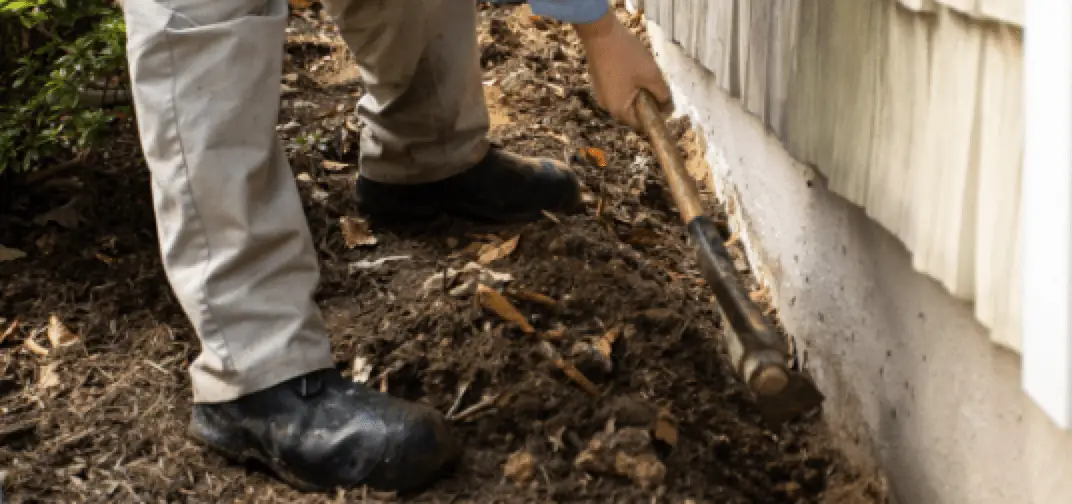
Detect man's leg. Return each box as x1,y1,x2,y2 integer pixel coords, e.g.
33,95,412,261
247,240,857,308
323,0,583,222
122,0,457,492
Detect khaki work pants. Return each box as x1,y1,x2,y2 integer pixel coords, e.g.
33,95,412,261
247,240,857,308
121,0,491,402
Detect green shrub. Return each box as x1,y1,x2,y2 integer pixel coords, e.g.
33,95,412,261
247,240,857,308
0,0,128,174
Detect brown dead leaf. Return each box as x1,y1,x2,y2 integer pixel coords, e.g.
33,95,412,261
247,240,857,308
339,216,378,248
38,362,61,390
321,160,351,172
477,235,520,265
47,315,80,348
0,245,26,262
507,289,556,307
652,408,679,448
23,338,49,356
44,315,83,358
580,147,608,168
477,284,534,334
288,0,314,8
593,326,623,363
503,451,536,485
351,356,373,384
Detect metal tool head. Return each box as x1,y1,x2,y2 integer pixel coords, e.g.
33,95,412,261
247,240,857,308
633,89,826,427
753,370,825,425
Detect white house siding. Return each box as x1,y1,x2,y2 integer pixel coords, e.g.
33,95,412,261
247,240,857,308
639,0,1024,351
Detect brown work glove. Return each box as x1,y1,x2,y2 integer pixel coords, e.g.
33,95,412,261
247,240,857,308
575,12,672,130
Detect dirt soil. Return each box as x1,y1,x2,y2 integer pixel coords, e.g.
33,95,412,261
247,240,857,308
0,4,889,503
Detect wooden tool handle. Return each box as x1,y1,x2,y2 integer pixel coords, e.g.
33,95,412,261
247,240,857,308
634,90,705,224
634,89,791,396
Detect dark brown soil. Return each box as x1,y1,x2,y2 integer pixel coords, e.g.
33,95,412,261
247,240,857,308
0,4,888,503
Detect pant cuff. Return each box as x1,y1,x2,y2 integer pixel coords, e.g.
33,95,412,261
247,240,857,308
190,352,336,404
359,137,490,185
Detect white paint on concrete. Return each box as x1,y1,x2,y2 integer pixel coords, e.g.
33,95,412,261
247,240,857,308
645,20,1072,504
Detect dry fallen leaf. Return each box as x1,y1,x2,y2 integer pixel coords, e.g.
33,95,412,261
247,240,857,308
593,326,623,363
580,147,608,168
44,315,84,358
339,216,378,248
47,315,80,348
420,263,514,297
23,338,50,356
348,255,410,273
477,284,535,334
288,0,314,8
503,451,536,485
351,356,373,384
477,235,520,265
321,160,351,171
507,289,557,307
0,245,26,262
38,362,62,390
652,408,679,449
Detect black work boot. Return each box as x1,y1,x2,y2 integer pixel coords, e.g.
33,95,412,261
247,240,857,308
188,368,460,493
355,146,582,222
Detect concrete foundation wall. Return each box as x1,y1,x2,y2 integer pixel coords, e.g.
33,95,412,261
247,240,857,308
645,22,1072,504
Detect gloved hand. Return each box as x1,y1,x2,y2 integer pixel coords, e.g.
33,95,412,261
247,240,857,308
574,12,672,130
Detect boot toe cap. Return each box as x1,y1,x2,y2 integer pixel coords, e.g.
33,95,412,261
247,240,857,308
365,400,461,492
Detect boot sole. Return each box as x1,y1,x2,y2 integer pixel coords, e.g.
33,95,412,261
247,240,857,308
187,423,460,495
187,423,327,493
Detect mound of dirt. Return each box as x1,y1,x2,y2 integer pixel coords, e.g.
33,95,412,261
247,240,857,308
0,4,888,503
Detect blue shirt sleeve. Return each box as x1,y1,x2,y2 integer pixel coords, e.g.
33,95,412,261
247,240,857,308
527,0,609,24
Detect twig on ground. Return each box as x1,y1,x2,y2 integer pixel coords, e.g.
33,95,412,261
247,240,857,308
445,379,472,419
449,393,501,422
537,341,601,397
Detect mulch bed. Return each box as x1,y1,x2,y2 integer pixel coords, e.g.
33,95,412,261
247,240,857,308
0,4,888,503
